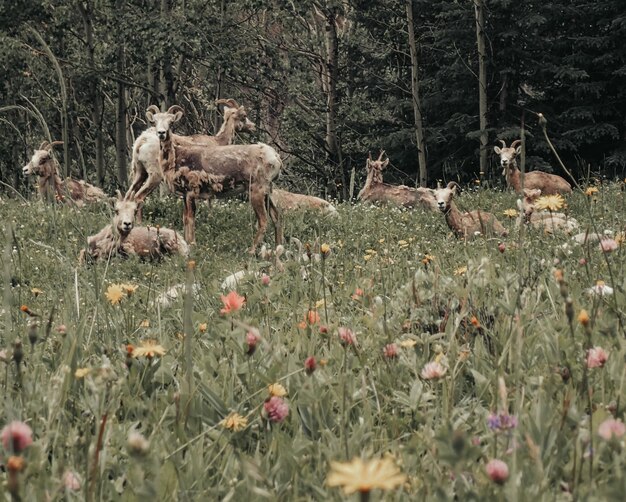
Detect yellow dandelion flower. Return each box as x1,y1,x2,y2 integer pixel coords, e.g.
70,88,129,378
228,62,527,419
120,283,138,296
140,319,150,328
219,412,248,432
534,194,565,212
399,339,417,348
585,187,599,197
365,249,377,255
502,209,518,218
74,368,91,379
105,284,125,305
454,266,467,276
421,254,435,265
30,288,44,297
327,457,407,495
268,383,288,397
364,254,374,262
578,309,590,326
132,339,166,359
198,323,208,333
315,299,326,309
320,243,331,256
378,238,385,244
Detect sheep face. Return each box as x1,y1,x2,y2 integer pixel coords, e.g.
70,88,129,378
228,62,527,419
365,153,388,184
113,198,138,235
23,148,52,176
145,105,184,141
494,143,521,173
520,188,542,221
227,105,256,134
432,183,459,213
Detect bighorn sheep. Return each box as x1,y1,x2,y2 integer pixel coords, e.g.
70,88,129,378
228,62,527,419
126,99,256,218
433,182,508,239
517,188,579,234
79,193,188,263
154,105,283,253
357,151,438,211
22,141,106,205
494,140,572,195
272,188,337,215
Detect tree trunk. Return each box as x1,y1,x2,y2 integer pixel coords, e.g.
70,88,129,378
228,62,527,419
406,0,428,187
474,0,488,177
160,0,176,107
115,0,127,187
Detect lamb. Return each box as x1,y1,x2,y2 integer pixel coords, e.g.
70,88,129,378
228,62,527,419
79,192,189,263
22,141,106,205
357,151,438,211
271,188,337,215
432,182,508,239
518,188,579,234
153,105,283,253
494,139,572,195
126,99,256,218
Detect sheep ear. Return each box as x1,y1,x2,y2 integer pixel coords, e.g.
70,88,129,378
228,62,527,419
116,189,123,201
381,159,389,169
494,146,502,154
515,146,522,155
167,105,184,122
146,105,160,123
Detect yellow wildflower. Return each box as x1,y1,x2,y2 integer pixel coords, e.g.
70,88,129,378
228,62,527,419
30,288,44,297
502,209,518,218
199,323,208,333
74,368,91,379
105,284,125,305
120,283,138,296
578,309,590,326
421,254,435,265
268,383,288,397
220,412,248,432
399,339,417,348
327,457,407,495
454,266,467,276
534,194,565,212
585,187,599,197
320,243,331,256
132,339,166,359
140,320,150,328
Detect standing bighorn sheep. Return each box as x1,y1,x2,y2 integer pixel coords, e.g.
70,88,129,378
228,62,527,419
153,105,283,253
79,192,188,263
22,141,106,205
494,139,572,195
126,99,256,218
432,182,508,239
358,151,438,211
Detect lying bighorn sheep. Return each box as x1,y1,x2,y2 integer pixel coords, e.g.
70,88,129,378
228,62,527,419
79,193,188,263
517,188,579,234
271,188,337,215
432,182,508,239
494,139,572,195
22,141,106,205
358,151,438,211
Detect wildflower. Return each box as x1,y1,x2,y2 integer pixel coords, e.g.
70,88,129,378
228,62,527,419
326,456,407,495
534,194,565,212
105,284,125,305
120,283,138,295
30,288,44,297
502,209,518,218
578,310,590,326
585,187,599,197
62,470,81,491
140,319,150,328
319,325,329,335
599,238,618,253
126,344,135,356
304,356,316,374
454,266,467,276
338,327,357,346
127,431,150,456
220,291,245,314
598,418,626,440
220,412,248,432
20,305,38,317
6,456,25,472
245,330,260,355
198,323,207,333
487,412,518,432
399,339,417,348
268,383,288,397
1,421,33,453
351,288,364,300
470,316,480,328
579,258,587,266
56,324,67,335
498,242,506,253
263,396,289,423
421,361,447,380
587,280,614,296
586,346,608,368
261,273,271,286
421,253,435,265
74,368,91,379
383,343,399,359
321,243,331,257
306,310,320,326
486,459,509,484
132,339,166,359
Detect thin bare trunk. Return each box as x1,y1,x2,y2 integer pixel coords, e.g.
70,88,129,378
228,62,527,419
115,0,127,187
474,0,488,176
406,0,428,187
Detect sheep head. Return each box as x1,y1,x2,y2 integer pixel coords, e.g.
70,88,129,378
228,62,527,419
365,151,389,183
521,188,542,221
494,139,522,173
113,191,138,236
217,99,256,134
432,182,461,213
23,141,63,176
146,105,184,141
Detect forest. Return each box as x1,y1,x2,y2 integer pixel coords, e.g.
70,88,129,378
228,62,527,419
1,0,625,200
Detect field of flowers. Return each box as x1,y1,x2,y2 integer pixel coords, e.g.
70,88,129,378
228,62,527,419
0,184,625,500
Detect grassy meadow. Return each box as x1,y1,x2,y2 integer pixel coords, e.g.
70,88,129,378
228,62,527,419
1,183,626,500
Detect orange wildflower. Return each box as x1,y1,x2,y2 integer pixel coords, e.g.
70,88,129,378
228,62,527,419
220,291,245,315
306,310,320,325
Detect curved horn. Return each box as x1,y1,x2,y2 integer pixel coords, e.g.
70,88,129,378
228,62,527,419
215,98,240,109
510,139,522,149
50,140,64,148
446,181,462,194
377,150,386,161
497,139,506,149
146,105,160,115
368,151,372,161
167,105,184,115
39,141,50,151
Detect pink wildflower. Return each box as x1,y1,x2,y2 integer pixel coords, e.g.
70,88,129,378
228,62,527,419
304,356,316,375
420,361,447,380
486,459,509,484
245,330,260,355
598,418,626,440
220,291,245,315
62,470,81,491
586,346,609,368
1,421,33,453
383,343,399,359
338,327,357,346
261,274,271,286
263,396,289,423
599,238,619,253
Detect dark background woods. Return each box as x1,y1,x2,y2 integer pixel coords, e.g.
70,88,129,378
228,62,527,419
1,0,625,199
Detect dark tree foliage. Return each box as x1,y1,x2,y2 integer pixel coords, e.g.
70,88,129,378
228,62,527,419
1,0,624,199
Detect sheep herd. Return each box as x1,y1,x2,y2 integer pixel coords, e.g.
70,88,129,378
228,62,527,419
20,100,579,265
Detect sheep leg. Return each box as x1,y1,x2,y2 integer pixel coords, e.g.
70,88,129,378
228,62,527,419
267,193,283,247
183,193,197,245
249,188,269,254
